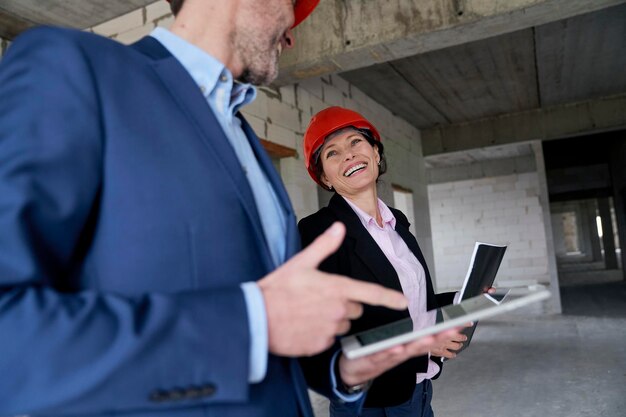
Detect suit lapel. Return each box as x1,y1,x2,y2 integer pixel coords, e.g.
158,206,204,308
131,37,275,271
328,194,402,292
238,115,300,259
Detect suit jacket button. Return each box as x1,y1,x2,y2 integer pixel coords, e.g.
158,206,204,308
148,390,169,403
168,388,185,401
200,383,217,397
185,386,203,399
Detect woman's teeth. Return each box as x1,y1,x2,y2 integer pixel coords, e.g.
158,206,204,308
344,163,367,177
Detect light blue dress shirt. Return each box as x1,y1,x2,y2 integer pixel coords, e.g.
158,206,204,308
149,29,361,402
151,27,287,383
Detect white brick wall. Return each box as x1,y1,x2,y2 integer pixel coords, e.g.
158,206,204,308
88,1,172,44
91,8,145,38
428,172,551,291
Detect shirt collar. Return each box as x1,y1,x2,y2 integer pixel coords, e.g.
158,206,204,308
342,196,396,230
149,27,256,116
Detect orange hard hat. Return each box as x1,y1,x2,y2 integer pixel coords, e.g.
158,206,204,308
303,106,382,187
165,0,319,28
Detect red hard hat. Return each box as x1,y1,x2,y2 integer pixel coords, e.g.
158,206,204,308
303,106,381,187
165,0,319,28
292,0,321,28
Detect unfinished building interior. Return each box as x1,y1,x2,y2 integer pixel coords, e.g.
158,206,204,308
1,1,625,416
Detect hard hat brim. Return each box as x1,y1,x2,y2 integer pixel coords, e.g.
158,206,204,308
292,0,321,28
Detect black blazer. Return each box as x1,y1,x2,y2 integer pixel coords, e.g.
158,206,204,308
298,194,455,407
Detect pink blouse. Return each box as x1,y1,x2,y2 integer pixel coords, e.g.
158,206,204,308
343,197,440,383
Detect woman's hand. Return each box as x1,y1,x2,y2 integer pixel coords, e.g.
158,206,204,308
428,324,471,359
337,327,463,387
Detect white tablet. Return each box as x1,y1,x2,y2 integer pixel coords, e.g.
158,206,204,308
341,286,550,359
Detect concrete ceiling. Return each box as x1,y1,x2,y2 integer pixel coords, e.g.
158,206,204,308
1,0,624,163
0,0,154,39
424,143,534,168
341,4,626,130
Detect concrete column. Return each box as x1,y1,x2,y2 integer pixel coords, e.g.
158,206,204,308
609,134,626,279
551,212,567,257
575,203,592,260
585,200,603,262
532,142,562,313
598,197,619,269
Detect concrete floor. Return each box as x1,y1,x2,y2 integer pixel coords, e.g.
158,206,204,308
310,269,626,417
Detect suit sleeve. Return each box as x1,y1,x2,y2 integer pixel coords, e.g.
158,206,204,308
0,28,250,416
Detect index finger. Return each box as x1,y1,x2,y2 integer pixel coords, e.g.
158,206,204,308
291,222,346,269
333,276,408,310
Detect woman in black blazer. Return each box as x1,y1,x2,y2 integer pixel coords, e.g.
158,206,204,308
298,107,466,417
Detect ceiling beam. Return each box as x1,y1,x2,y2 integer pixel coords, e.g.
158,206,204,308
421,94,626,156
0,0,156,40
276,0,624,85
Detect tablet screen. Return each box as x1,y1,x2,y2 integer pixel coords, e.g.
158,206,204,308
356,318,412,346
354,296,499,347
342,288,549,359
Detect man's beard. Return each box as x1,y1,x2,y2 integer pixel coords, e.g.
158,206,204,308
237,53,279,86
235,31,281,86
238,68,272,86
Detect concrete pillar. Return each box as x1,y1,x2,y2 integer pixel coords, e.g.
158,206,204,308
609,134,626,279
560,206,579,254
532,142,562,313
585,200,603,262
598,197,619,269
575,203,592,260
551,212,567,257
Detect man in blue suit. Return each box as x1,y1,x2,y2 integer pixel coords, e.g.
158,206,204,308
0,1,461,416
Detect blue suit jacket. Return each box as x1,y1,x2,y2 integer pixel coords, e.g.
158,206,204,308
0,26,313,417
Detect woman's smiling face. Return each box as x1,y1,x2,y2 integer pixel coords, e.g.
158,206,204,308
319,128,381,197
